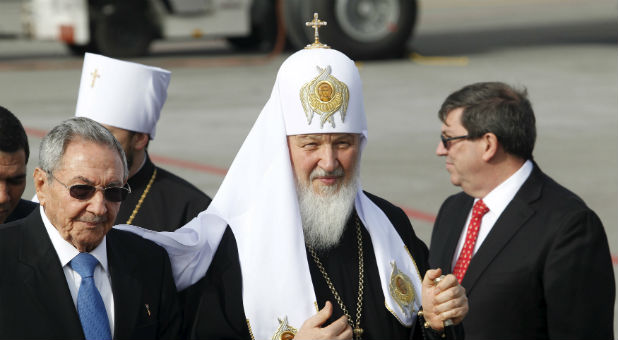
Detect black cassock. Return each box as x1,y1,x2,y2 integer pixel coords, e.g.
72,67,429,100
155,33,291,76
115,154,211,231
181,192,462,340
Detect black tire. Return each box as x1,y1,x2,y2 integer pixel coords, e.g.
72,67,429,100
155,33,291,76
282,0,313,51
285,0,417,60
227,0,278,51
92,2,155,58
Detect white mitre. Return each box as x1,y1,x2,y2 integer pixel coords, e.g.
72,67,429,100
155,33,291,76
116,47,422,339
75,53,171,139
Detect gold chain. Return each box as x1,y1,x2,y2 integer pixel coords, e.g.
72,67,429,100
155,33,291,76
307,217,365,339
126,168,157,224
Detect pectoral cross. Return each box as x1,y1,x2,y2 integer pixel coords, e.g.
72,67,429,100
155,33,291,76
305,13,329,49
353,327,363,339
90,68,100,88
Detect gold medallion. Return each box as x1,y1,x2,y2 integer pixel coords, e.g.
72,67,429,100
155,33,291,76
300,65,349,128
272,316,297,340
389,261,415,317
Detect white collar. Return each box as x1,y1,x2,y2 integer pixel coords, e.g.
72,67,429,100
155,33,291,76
40,205,108,270
481,160,533,215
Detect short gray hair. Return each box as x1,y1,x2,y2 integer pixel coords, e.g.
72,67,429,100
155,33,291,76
39,117,128,180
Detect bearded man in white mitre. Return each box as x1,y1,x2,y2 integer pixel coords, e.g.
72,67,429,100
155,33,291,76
118,27,468,340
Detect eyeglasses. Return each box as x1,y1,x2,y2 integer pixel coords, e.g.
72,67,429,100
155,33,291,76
49,173,131,202
440,134,469,149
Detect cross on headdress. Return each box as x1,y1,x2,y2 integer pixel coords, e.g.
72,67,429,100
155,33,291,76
305,13,330,49
90,68,101,88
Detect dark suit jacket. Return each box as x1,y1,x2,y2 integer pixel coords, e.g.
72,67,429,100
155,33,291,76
429,164,615,339
0,210,181,339
5,199,38,223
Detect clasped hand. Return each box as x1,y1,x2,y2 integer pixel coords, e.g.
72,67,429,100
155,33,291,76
421,268,468,331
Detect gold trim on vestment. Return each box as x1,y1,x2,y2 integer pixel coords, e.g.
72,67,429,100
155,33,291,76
389,261,416,317
246,319,255,340
299,65,349,128
384,245,423,326
271,316,297,340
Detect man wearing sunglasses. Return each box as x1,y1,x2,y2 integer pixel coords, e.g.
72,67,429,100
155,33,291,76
429,82,614,339
0,117,180,339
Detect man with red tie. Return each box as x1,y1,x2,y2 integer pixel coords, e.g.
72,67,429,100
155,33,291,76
429,82,614,339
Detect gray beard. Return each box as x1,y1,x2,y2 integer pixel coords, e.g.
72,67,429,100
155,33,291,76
297,166,359,252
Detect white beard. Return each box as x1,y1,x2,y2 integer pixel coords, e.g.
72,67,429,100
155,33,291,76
297,165,359,251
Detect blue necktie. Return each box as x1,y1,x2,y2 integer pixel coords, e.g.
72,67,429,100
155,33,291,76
70,253,112,340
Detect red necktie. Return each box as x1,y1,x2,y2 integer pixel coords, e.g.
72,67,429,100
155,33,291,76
452,199,489,283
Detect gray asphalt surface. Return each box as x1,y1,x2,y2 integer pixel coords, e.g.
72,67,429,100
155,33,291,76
1,0,616,330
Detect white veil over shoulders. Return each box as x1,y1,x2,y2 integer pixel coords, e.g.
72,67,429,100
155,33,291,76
116,48,421,339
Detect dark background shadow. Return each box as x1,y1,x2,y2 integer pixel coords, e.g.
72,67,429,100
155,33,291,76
411,19,617,56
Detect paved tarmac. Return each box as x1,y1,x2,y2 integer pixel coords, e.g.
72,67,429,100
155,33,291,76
1,0,617,329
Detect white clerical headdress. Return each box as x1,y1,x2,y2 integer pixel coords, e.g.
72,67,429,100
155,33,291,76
75,53,171,139
116,44,421,340
278,48,367,136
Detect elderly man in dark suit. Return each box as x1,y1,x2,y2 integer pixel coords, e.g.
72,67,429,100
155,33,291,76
0,117,180,339
429,81,615,339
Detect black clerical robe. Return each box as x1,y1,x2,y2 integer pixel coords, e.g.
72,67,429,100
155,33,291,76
115,154,211,231
181,192,461,340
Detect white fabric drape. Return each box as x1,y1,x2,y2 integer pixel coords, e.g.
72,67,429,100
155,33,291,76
116,48,421,339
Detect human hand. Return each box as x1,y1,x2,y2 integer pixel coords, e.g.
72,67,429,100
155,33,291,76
294,301,353,340
421,268,468,331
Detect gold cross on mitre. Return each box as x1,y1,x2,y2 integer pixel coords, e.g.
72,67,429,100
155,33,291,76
90,68,101,88
305,13,330,49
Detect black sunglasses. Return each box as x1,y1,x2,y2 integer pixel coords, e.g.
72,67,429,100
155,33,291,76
50,173,131,202
440,134,469,149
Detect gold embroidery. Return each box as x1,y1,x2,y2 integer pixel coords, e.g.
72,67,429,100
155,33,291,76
389,261,416,317
246,319,255,340
299,65,349,128
272,316,297,340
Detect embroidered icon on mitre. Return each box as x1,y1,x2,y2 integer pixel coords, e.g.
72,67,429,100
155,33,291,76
272,316,297,340
389,261,416,317
299,65,349,128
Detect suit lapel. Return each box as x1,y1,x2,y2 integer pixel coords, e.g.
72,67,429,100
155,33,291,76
440,196,474,272
107,229,142,338
18,211,84,338
462,166,544,292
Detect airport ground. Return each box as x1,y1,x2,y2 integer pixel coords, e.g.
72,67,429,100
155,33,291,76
1,0,616,329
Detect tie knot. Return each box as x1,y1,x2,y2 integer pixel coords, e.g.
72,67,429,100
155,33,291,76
472,199,489,218
70,253,99,278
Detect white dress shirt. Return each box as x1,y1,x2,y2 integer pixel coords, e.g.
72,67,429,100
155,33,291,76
40,206,115,335
451,160,533,270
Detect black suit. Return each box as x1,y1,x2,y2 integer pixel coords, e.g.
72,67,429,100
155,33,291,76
429,164,615,339
5,198,38,223
0,210,181,339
